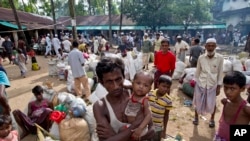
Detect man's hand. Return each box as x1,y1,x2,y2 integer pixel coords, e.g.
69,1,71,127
96,123,116,139
216,85,221,96
131,127,143,140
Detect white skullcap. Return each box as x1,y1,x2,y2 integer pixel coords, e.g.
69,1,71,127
144,33,148,36
47,34,50,36
54,34,58,37
177,35,182,38
206,38,217,44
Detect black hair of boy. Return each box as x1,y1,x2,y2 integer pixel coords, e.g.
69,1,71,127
223,71,246,88
96,57,125,82
0,115,12,126
32,85,44,95
72,40,79,48
194,38,200,44
17,49,23,54
158,75,172,85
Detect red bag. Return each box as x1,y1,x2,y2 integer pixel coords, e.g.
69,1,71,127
50,111,66,123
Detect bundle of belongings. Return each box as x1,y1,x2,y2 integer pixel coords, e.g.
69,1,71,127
178,68,196,98
49,92,97,141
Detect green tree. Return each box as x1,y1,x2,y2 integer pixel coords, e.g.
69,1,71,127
171,0,212,31
123,0,173,30
0,0,22,10
123,0,213,30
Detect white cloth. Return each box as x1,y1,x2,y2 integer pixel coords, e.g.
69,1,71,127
195,53,224,88
175,40,189,62
62,40,72,52
68,48,86,78
52,37,61,55
93,39,99,54
45,36,51,56
206,38,216,44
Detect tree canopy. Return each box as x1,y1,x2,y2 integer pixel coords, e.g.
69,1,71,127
123,0,213,30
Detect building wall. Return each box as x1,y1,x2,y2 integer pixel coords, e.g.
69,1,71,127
223,0,250,11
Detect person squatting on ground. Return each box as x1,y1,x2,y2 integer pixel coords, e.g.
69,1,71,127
214,71,250,141
192,38,224,128
148,75,173,141
17,49,27,78
12,85,53,139
120,71,153,140
154,39,176,89
0,115,19,141
93,57,154,141
68,40,90,99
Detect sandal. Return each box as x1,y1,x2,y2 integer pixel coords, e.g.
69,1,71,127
209,120,215,128
193,118,199,125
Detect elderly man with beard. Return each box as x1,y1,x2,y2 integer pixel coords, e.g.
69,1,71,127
192,38,224,128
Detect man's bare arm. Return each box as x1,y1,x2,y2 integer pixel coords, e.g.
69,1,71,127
93,100,139,141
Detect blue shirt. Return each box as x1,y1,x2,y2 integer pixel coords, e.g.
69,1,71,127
68,48,86,78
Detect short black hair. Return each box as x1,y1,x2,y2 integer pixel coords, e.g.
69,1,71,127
0,115,12,127
96,57,125,82
32,85,44,95
161,39,170,45
223,71,246,88
72,40,78,48
158,75,172,85
194,38,200,44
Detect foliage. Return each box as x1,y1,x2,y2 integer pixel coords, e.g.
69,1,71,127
123,0,173,30
123,0,213,30
0,0,21,10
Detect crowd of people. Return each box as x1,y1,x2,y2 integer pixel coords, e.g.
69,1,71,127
0,30,250,141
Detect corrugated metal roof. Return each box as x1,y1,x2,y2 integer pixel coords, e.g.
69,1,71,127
0,7,53,29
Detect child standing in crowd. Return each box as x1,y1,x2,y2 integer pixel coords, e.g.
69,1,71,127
27,48,40,71
12,47,18,65
17,49,27,78
0,115,19,141
148,75,173,141
121,71,153,140
214,71,250,141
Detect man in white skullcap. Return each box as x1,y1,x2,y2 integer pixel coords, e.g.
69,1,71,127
52,34,61,56
192,38,224,128
174,35,189,62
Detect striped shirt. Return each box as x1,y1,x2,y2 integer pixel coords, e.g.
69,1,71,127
148,89,173,129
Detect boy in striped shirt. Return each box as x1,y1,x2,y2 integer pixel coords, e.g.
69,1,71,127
148,75,173,140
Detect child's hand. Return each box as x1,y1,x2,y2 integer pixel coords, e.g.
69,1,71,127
131,127,143,140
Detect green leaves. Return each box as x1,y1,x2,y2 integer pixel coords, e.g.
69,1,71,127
123,0,213,30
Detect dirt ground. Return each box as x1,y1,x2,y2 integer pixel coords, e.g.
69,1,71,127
4,54,247,141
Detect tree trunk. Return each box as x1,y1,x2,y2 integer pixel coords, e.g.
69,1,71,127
68,0,77,40
9,0,28,45
50,0,57,35
87,0,91,15
108,0,112,47
119,0,123,33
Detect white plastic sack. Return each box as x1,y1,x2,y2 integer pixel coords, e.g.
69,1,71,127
175,61,186,73
49,123,60,140
89,80,132,104
172,71,182,80
223,59,233,73
245,59,250,71
233,59,243,71
134,52,143,71
246,75,250,85
42,86,57,102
